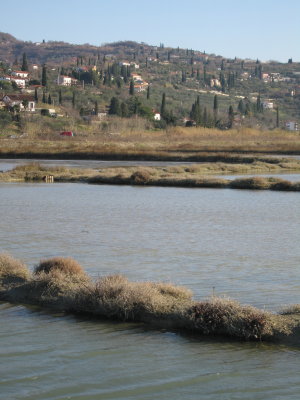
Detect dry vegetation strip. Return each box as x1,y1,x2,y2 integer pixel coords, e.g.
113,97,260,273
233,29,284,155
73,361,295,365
1,253,299,342
1,127,300,159
1,162,300,191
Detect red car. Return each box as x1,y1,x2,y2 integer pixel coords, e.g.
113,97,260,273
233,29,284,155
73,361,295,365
60,131,74,137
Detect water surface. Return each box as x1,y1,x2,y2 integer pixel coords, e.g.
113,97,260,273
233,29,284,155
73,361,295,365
1,182,300,399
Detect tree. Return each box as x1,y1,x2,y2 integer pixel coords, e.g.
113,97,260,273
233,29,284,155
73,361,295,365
120,102,128,117
147,85,150,100
21,53,28,71
129,79,135,95
276,106,280,128
42,91,47,104
256,94,262,113
34,88,38,103
160,93,166,117
108,97,121,115
58,89,62,105
238,99,245,114
42,65,47,86
72,91,76,108
228,105,234,128
48,94,52,105
213,95,218,123
94,100,98,116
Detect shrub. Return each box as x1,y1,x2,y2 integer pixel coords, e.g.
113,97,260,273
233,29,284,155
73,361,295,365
0,253,30,285
189,297,274,340
229,177,271,190
85,275,192,321
34,257,86,276
130,169,151,184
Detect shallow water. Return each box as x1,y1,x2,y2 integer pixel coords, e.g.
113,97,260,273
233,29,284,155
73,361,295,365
1,182,300,399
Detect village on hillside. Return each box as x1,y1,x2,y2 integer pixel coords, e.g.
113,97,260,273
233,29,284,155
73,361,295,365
0,33,299,135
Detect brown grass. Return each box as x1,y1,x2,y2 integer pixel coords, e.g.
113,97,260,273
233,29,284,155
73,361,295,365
1,127,300,159
0,253,30,288
34,257,86,276
0,254,300,342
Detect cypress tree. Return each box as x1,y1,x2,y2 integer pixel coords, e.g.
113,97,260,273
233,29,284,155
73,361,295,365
238,99,245,114
21,53,28,71
94,100,98,116
34,88,38,103
48,94,52,105
42,91,46,104
147,85,150,99
228,105,234,128
121,102,128,117
41,65,47,87
129,79,135,95
108,97,121,115
213,95,218,113
72,91,76,108
59,89,62,105
160,93,166,117
276,107,279,128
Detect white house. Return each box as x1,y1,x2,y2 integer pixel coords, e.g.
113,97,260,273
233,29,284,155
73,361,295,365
154,112,161,121
2,94,36,112
285,121,299,131
12,71,29,78
11,77,27,88
57,75,78,86
262,101,274,109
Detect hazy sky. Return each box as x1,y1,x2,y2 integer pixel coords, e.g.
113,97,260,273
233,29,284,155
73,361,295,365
2,0,300,62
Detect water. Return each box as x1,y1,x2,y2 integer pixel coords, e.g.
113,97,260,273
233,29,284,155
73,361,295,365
0,158,195,172
1,182,300,399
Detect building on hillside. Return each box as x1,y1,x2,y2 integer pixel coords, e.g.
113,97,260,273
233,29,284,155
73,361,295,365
210,78,221,88
57,75,78,86
0,76,11,82
153,112,161,121
10,77,27,88
32,64,39,70
285,121,299,131
262,101,274,109
12,71,29,78
131,73,143,82
2,94,36,112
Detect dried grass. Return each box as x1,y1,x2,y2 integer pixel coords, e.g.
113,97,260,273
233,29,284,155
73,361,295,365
0,253,30,287
189,297,280,340
34,257,87,276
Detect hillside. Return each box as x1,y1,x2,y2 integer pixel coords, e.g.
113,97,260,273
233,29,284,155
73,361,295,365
0,32,299,136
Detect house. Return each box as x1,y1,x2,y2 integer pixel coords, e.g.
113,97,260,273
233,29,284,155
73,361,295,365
285,121,299,131
262,101,274,109
2,94,36,112
32,64,39,70
210,78,221,88
57,75,78,86
12,71,29,78
131,73,143,82
10,77,27,88
153,112,161,121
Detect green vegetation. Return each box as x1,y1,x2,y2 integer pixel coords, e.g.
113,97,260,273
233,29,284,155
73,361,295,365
1,32,300,137
1,253,300,342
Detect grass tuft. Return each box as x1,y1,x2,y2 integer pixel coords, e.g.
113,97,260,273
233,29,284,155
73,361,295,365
34,257,86,276
0,253,30,288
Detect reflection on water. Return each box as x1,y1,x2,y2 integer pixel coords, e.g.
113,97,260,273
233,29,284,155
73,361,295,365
0,182,300,399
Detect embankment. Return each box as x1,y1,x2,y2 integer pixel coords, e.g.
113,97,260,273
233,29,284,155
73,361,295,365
1,254,300,343
1,163,300,191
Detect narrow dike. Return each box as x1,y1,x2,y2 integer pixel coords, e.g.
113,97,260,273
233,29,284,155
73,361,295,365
1,254,300,344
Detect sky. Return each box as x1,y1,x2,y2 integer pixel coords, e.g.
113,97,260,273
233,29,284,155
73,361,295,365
2,0,300,62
